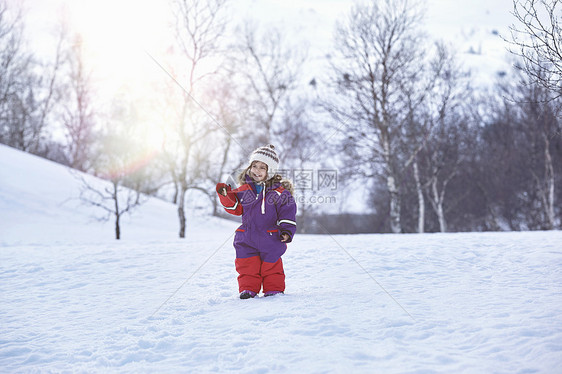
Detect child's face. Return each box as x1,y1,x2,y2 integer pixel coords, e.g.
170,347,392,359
250,161,268,182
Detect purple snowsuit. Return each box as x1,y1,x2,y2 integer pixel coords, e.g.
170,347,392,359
216,175,297,293
233,176,297,262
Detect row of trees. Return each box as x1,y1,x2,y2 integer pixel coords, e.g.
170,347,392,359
328,0,562,233
1,0,560,238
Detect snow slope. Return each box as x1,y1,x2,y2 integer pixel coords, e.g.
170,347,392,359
1,144,562,373
0,144,232,245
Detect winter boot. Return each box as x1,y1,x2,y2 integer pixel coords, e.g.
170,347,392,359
264,291,284,297
239,290,257,299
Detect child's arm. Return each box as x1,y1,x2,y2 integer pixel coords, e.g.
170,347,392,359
277,190,297,243
216,183,243,216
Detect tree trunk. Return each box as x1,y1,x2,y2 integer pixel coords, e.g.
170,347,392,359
172,182,179,205
382,133,402,234
413,161,424,233
387,174,402,233
113,183,121,240
543,133,556,229
115,213,121,240
178,185,187,238
431,178,447,232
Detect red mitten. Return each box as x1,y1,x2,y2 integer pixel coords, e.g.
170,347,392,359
216,183,230,196
216,183,242,215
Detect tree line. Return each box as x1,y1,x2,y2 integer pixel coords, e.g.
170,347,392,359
1,0,560,238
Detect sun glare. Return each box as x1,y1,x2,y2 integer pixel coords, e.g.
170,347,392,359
142,122,166,152
54,0,229,158
66,0,171,92
61,0,175,154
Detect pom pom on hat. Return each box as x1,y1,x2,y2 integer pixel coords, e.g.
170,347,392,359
249,144,279,176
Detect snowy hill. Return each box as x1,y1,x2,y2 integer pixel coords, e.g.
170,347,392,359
0,144,234,245
1,145,562,373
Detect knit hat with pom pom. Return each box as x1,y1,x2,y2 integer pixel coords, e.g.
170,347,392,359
249,144,279,176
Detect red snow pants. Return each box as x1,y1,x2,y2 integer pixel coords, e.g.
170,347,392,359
235,256,285,294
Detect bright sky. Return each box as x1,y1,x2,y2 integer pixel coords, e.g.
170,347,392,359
24,0,172,93
19,0,514,158
22,0,176,150
22,0,515,92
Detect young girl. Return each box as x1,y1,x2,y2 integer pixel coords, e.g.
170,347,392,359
216,145,297,299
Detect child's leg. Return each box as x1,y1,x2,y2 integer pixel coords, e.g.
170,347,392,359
235,256,262,294
261,258,285,293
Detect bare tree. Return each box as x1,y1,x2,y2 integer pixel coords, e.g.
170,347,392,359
201,80,246,216
474,70,561,231
416,44,471,232
78,100,151,239
422,116,469,233
506,0,561,228
227,21,307,147
329,0,440,233
276,95,323,233
60,33,96,172
0,2,65,156
508,0,562,98
515,75,560,229
0,3,32,148
471,87,529,231
78,175,144,240
164,0,230,238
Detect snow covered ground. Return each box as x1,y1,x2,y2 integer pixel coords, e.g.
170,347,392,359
1,144,562,373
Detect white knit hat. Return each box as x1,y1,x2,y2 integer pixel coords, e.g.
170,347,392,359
249,144,279,176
